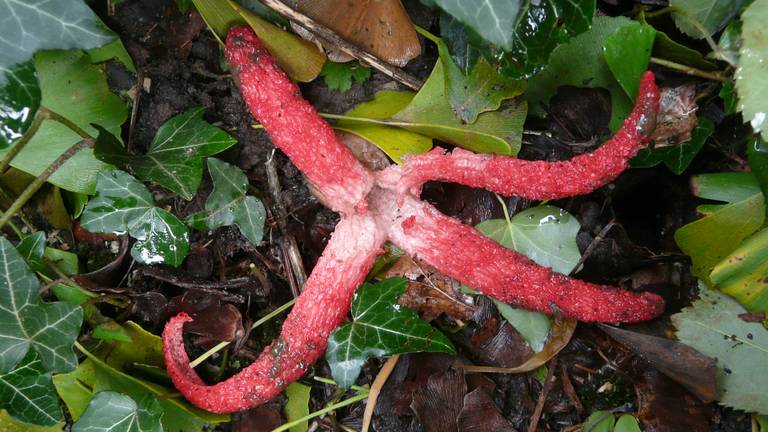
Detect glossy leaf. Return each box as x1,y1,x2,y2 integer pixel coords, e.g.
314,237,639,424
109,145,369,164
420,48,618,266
604,23,656,99
326,278,455,388
0,50,127,193
0,0,114,86
671,0,746,40
494,302,550,352
80,170,190,267
614,415,642,432
54,322,228,430
423,0,522,50
284,382,311,432
638,12,717,71
526,16,639,131
0,410,62,432
333,91,433,163
747,137,768,204
582,410,615,432
393,61,526,155
674,173,765,284
0,60,40,148
321,61,371,92
735,0,768,140
631,117,715,174
710,227,768,313
0,236,83,374
0,351,61,426
673,287,768,412
96,107,237,200
71,392,163,432
203,158,266,245
16,232,80,280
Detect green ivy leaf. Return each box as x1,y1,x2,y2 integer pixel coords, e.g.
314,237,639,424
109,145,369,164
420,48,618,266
202,158,266,245
526,16,642,131
674,173,765,284
736,0,768,140
423,0,523,50
671,0,747,40
639,12,717,71
582,410,615,432
604,23,656,99
0,50,127,193
0,236,83,374
0,0,114,86
326,278,455,388
475,205,581,351
80,170,189,267
284,383,311,432
631,117,715,174
614,414,642,432
0,351,61,426
0,60,40,148
96,108,237,200
673,287,768,412
320,61,371,92
16,232,80,279
72,392,163,432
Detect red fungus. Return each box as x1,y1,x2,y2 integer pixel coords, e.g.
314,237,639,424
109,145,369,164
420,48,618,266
162,26,663,414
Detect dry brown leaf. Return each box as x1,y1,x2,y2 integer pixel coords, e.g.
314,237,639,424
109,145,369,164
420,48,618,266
650,84,698,148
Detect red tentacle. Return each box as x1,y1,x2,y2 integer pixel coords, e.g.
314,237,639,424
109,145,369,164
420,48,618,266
397,71,660,201
382,193,664,323
162,215,385,413
226,26,374,215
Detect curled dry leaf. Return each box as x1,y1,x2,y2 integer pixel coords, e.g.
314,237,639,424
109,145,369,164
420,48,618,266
410,369,466,432
73,235,130,288
166,291,245,343
635,367,712,432
457,388,515,432
649,84,698,147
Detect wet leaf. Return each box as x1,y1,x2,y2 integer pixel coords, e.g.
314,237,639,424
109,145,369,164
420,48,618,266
0,0,114,86
674,172,765,284
0,236,83,374
71,392,163,432
394,61,526,155
54,323,228,430
326,278,455,388
0,351,61,426
710,226,768,313
632,117,714,175
423,0,522,50
735,0,768,140
284,382,310,432
526,16,643,131
671,0,746,40
0,410,62,432
96,107,237,200
320,61,371,92
0,60,40,148
638,12,717,71
0,50,127,193
80,170,190,267
203,158,266,245
748,137,768,204
333,91,433,163
673,287,768,413
604,23,656,99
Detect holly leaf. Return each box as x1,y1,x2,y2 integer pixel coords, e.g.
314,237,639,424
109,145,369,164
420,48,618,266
326,278,455,388
673,287,768,413
320,61,371,92
203,158,266,245
0,0,114,86
674,173,765,284
735,0,768,140
0,236,82,374
71,392,163,432
80,170,190,267
423,0,522,50
631,117,715,174
526,16,645,131
0,351,61,426
0,50,127,193
670,0,746,40
0,60,40,148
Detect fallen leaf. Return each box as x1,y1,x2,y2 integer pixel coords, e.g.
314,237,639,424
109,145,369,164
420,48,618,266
457,388,514,432
410,369,466,432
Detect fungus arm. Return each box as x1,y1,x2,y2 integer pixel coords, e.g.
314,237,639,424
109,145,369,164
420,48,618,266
226,26,374,214
162,215,385,413
397,72,660,201
386,196,664,323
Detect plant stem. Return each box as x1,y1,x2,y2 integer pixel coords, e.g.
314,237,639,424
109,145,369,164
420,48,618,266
313,376,370,394
649,57,729,82
644,6,674,19
0,108,49,174
271,392,369,432
45,109,93,139
189,298,296,368
0,139,93,230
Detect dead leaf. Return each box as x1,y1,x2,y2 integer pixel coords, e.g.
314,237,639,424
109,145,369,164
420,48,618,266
411,369,466,432
635,367,712,432
166,290,245,343
457,388,515,432
649,84,698,147
74,235,130,288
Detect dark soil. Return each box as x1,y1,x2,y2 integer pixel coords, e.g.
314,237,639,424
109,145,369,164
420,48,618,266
89,1,753,431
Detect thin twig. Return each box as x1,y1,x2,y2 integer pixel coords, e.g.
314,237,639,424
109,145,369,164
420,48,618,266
258,0,423,90
362,354,400,432
127,68,144,153
527,357,558,432
570,221,615,276
0,139,93,229
650,57,729,82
